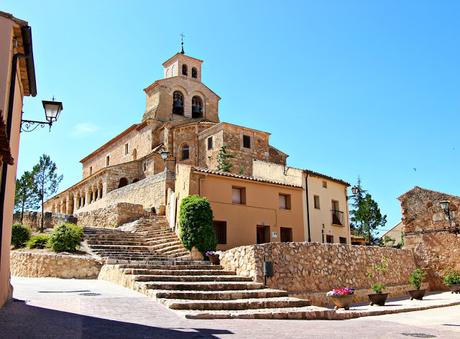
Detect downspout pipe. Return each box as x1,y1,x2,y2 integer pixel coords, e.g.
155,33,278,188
305,173,312,242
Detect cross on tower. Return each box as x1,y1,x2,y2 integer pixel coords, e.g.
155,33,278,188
180,33,185,54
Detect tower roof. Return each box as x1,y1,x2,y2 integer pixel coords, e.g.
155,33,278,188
162,53,203,67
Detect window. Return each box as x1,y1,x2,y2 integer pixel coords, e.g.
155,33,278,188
181,144,190,160
213,221,227,244
339,237,347,244
280,227,293,242
243,135,251,148
132,148,137,160
326,235,334,243
192,67,197,78
207,137,213,150
106,156,110,166
172,91,184,115
314,195,320,209
124,143,129,155
331,200,344,225
192,96,203,118
322,181,328,188
232,186,246,204
89,167,92,175
182,64,188,76
279,194,291,210
332,200,339,211
118,178,128,188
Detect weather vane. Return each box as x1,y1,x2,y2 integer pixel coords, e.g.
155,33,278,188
180,33,185,54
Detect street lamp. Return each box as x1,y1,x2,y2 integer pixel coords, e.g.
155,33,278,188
159,149,169,161
21,97,63,132
351,186,360,195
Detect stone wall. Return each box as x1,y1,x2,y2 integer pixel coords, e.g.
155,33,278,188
77,203,146,228
13,211,76,230
399,186,460,289
220,242,417,306
77,173,167,213
10,251,102,279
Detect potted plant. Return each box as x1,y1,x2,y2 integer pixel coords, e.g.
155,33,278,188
443,269,460,294
367,258,389,306
326,287,355,310
408,268,426,300
205,251,221,265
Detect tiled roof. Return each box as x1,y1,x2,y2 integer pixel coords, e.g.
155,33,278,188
304,169,350,187
192,167,302,188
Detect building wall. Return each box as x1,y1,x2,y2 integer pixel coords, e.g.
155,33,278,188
306,174,350,244
174,165,304,250
399,187,460,289
0,16,27,307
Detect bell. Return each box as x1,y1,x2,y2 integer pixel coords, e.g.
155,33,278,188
192,105,201,114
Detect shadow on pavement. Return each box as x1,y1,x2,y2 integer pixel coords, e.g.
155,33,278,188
0,299,232,338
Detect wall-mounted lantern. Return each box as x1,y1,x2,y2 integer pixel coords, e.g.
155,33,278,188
21,97,63,132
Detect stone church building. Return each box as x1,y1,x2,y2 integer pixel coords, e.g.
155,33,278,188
45,50,350,249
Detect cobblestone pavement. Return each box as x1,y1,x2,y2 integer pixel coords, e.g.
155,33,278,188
0,277,459,338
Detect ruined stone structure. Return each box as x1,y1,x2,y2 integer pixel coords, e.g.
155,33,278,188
399,186,460,289
44,50,350,248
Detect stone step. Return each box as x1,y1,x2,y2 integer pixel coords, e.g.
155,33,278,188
180,306,331,320
154,289,288,300
151,243,185,253
159,248,189,256
124,269,235,276
118,262,212,269
142,281,264,291
134,275,252,282
86,240,145,246
163,297,311,311
145,237,181,246
121,265,219,273
89,245,153,250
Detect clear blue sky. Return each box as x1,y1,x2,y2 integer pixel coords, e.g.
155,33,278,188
4,0,460,234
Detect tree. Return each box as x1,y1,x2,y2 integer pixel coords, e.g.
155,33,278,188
14,171,39,223
32,154,63,232
179,195,217,254
216,145,234,172
350,179,387,244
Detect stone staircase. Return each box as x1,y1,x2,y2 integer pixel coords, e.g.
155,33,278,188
98,262,326,319
84,215,325,319
83,216,189,262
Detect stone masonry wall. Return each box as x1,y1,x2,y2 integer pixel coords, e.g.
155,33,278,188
10,251,102,279
77,203,146,228
13,211,77,230
77,173,166,213
220,242,417,306
399,186,460,290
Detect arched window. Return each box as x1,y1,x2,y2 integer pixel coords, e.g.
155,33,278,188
192,67,197,79
181,144,190,160
192,96,203,118
172,91,184,115
182,64,188,76
118,177,128,188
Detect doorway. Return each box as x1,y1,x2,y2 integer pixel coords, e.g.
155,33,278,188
256,225,270,244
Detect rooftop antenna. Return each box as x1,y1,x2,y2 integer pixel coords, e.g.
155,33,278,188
180,33,185,54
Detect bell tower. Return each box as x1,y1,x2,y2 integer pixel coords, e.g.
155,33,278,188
162,53,203,82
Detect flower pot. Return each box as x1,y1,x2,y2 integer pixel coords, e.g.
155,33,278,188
329,294,354,310
368,293,388,306
207,254,220,265
448,284,460,294
408,289,425,300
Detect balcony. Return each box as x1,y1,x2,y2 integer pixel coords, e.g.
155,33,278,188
331,209,344,226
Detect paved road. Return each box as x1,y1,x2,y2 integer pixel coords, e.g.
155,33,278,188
0,277,459,338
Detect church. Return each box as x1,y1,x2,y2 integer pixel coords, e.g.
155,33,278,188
45,48,351,249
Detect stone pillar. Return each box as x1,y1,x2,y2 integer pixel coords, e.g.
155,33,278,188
85,190,90,206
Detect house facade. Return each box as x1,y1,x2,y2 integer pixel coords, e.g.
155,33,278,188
0,11,37,307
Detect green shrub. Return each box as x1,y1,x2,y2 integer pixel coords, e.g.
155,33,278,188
27,234,50,249
443,269,460,287
179,195,216,254
409,268,426,290
372,283,385,294
11,224,31,248
48,223,83,252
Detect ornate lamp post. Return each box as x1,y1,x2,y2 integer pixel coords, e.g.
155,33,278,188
21,97,63,132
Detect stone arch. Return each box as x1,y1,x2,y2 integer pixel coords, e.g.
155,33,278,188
182,64,188,76
191,95,203,118
192,67,198,79
180,143,190,161
172,91,184,115
118,177,129,188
